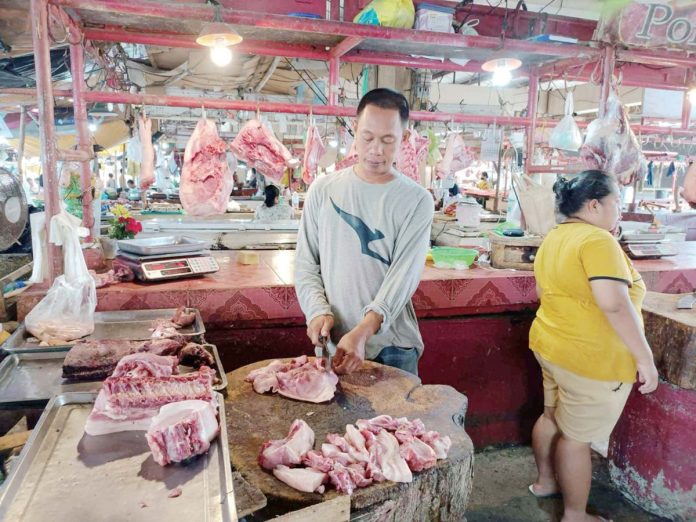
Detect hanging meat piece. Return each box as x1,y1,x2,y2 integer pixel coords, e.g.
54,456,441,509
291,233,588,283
436,133,474,179
180,118,233,216
139,113,155,189
580,91,647,186
302,125,326,184
335,139,358,171
230,119,298,182
396,129,430,182
681,161,696,209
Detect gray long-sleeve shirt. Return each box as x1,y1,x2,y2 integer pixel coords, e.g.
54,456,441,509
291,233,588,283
295,167,434,360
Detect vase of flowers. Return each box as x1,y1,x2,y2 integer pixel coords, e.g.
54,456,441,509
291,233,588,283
101,204,143,259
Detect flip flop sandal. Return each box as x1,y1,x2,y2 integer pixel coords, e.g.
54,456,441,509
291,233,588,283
528,484,561,499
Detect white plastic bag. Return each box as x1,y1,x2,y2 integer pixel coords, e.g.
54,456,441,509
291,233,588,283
25,210,97,343
549,93,582,152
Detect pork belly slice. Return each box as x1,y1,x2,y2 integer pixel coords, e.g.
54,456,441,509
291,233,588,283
146,400,219,466
320,443,356,467
111,353,179,379
302,450,334,473
84,389,160,436
258,419,315,470
356,415,406,434
103,366,215,411
272,465,327,494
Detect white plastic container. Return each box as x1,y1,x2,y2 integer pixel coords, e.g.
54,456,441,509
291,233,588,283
416,4,454,33
456,198,481,227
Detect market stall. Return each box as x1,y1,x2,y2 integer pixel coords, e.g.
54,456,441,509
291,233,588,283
1,1,695,521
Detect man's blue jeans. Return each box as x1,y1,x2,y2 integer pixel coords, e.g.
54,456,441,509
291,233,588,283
373,346,419,376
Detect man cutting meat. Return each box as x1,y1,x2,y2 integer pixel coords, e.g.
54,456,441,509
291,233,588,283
295,89,434,376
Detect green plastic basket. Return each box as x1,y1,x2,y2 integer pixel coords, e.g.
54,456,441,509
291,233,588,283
431,247,478,269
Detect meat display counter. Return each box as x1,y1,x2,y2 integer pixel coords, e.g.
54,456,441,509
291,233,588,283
140,218,299,250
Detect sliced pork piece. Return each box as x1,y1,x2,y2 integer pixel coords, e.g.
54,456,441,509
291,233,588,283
344,425,370,463
399,436,437,472
436,133,473,179
370,430,413,483
139,113,155,189
146,399,219,466
177,343,215,369
356,414,401,434
84,389,159,436
273,465,327,494
394,418,426,442
420,430,452,460
346,463,373,488
111,353,178,379
302,450,334,473
321,443,356,467
302,125,326,185
171,306,196,328
230,119,298,182
329,463,357,495
138,336,187,356
259,419,315,470
150,319,182,339
181,117,234,217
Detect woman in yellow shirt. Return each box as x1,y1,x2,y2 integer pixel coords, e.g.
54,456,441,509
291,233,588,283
529,170,658,522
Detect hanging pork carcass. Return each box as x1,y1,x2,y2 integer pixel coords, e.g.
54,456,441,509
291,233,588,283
302,125,326,184
180,117,234,217
230,119,298,182
396,128,430,182
138,112,155,190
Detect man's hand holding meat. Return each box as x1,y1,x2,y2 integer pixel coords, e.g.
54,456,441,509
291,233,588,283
333,311,383,374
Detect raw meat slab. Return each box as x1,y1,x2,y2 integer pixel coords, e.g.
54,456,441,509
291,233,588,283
225,360,474,521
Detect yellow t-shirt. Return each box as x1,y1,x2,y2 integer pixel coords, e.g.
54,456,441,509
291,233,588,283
529,222,646,382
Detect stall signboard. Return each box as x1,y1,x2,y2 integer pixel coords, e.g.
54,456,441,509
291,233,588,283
595,1,696,51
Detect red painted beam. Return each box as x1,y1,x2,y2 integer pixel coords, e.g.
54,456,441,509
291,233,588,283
329,36,363,59
617,48,696,69
342,49,488,74
50,0,601,60
83,28,328,60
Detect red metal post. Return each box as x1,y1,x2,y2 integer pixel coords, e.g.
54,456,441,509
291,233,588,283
525,70,539,173
30,0,61,280
328,58,339,106
598,45,616,118
70,40,94,239
682,92,692,130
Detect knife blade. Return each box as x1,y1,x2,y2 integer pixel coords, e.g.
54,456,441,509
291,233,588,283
316,335,331,372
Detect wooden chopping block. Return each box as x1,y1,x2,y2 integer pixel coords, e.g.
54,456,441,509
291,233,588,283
643,291,696,389
489,233,542,270
225,360,474,522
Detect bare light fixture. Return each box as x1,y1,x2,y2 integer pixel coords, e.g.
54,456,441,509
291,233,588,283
196,2,242,67
482,57,522,87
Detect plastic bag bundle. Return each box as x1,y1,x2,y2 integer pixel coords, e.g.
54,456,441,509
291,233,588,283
549,92,582,152
25,210,97,344
353,0,415,28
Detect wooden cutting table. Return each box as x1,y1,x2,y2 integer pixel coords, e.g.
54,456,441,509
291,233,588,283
609,292,696,521
225,360,475,521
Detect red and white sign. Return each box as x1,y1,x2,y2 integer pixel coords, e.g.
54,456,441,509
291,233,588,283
596,1,696,50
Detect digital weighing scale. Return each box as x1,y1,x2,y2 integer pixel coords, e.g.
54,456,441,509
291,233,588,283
620,232,678,260
113,236,219,282
113,250,219,282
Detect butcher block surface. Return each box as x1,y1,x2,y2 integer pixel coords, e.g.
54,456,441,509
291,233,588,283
643,292,696,389
225,359,474,520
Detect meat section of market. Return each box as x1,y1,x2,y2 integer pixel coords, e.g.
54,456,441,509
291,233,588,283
0,1,695,521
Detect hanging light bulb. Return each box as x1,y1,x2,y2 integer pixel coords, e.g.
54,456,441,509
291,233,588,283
88,121,97,132
210,39,233,67
196,4,242,68
107,102,114,112
328,138,338,148
482,57,522,88
339,146,347,154
492,67,513,87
